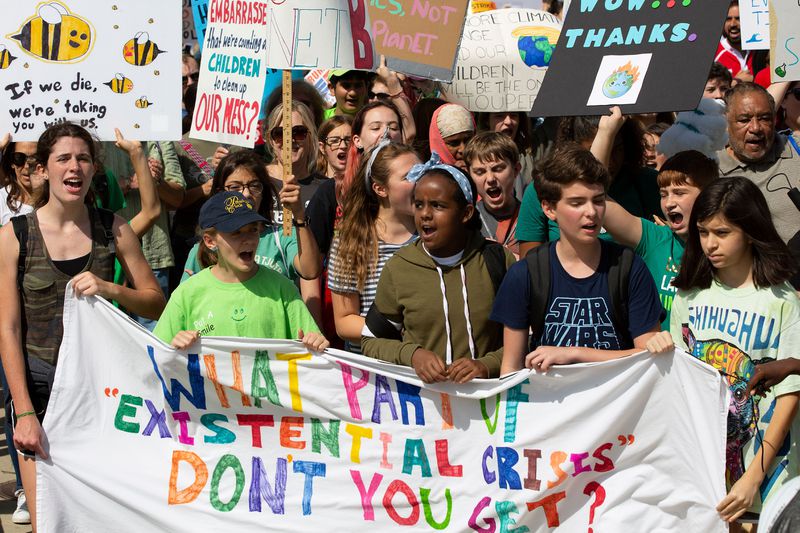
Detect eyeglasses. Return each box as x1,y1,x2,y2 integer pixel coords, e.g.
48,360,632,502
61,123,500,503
224,181,264,195
322,136,351,149
11,152,37,168
791,88,800,101
270,126,309,144
368,91,391,101
182,72,200,86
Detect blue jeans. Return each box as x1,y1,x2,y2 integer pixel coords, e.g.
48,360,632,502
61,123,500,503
134,267,170,332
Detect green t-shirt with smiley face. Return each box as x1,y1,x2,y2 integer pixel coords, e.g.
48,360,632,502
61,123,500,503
154,266,319,344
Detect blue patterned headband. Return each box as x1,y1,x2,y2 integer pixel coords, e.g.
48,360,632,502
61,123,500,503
406,152,474,204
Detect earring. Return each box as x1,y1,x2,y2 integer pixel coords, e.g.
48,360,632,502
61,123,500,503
209,246,218,252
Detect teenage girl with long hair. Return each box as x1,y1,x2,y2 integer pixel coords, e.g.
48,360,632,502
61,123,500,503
302,102,405,341
647,177,800,529
327,142,420,352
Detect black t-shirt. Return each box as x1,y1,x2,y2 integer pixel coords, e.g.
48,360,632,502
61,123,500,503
306,178,339,256
270,173,328,226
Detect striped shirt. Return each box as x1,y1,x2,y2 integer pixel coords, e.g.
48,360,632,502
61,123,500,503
328,236,414,352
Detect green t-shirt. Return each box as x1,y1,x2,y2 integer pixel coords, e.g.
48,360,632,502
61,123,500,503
635,218,684,330
181,226,299,283
154,266,319,344
516,166,662,243
671,280,800,512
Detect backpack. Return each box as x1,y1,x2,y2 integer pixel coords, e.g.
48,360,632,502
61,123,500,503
525,241,634,348
11,208,116,290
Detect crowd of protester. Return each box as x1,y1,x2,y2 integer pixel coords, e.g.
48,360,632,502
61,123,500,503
3,1,800,530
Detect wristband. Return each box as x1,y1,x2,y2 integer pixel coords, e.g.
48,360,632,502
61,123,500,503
16,410,36,419
389,90,405,98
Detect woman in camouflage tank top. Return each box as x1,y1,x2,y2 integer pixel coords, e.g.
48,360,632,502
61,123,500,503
0,123,166,530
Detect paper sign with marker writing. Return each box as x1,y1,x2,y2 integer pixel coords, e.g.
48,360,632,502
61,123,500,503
740,0,769,50
532,0,729,116
190,0,268,147
190,0,209,51
770,0,800,82
265,0,371,71
441,9,561,112
183,0,198,50
37,290,727,532
0,1,181,141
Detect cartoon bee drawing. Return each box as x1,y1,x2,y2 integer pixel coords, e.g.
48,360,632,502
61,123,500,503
8,2,93,64
0,45,16,69
105,73,133,94
135,96,152,109
123,32,165,67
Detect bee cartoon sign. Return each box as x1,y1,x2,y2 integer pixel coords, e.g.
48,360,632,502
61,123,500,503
531,0,730,116
0,1,181,141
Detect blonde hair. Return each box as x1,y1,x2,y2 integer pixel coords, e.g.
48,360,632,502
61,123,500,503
264,100,319,175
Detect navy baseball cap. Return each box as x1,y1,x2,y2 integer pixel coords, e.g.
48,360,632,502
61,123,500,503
199,191,267,233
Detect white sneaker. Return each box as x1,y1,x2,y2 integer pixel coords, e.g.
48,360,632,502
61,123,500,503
12,489,31,524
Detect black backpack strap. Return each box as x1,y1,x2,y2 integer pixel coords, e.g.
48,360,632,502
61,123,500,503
364,302,403,341
93,207,117,257
482,241,507,295
11,215,28,291
607,244,635,348
524,242,552,344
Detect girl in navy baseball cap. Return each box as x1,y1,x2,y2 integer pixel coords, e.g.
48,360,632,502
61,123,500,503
153,190,329,353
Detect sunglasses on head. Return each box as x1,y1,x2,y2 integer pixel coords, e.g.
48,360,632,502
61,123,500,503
182,72,200,85
270,126,309,144
11,152,36,168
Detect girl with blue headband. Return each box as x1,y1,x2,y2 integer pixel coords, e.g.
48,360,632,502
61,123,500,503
361,153,514,382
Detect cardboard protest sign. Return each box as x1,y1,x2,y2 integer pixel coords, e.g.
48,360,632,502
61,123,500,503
740,0,769,50
189,0,268,147
183,0,199,51
0,1,181,141
191,0,209,51
531,0,729,117
770,0,800,82
38,290,728,532
441,9,561,112
366,0,470,81
264,1,466,82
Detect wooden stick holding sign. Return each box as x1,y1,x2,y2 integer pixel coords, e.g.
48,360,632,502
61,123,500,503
282,70,294,236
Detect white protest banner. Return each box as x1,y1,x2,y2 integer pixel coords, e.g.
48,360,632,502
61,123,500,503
38,290,728,532
770,0,800,82
441,9,560,113
190,0,268,147
740,0,769,50
0,1,181,141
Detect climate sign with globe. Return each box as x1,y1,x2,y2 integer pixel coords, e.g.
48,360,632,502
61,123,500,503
441,9,562,112
513,26,560,68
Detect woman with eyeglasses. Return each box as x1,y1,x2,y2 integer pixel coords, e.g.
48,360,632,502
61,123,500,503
264,100,328,226
317,115,352,180
180,150,321,283
0,136,45,226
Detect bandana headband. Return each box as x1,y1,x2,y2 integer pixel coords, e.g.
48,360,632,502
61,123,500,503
406,152,474,204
